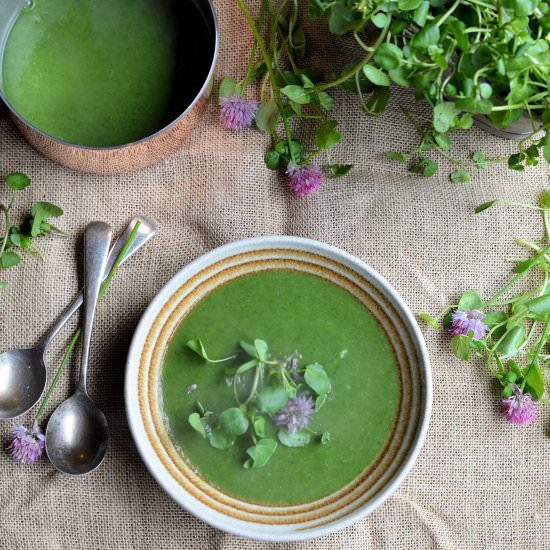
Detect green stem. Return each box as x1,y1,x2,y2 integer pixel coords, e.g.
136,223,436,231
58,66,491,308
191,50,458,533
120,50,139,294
236,0,296,163
33,221,142,423
317,21,391,92
520,318,550,391
436,0,461,27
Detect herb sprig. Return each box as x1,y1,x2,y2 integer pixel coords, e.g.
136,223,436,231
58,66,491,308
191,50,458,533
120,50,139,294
0,172,63,288
223,0,550,191
420,191,550,426
186,338,333,468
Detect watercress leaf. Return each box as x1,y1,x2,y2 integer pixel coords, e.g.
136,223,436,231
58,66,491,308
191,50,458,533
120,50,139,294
458,290,482,311
385,151,406,163
451,335,471,361
433,102,459,133
315,393,327,411
363,85,390,115
371,12,389,28
257,386,289,413
4,172,30,191
513,252,545,274
422,160,438,177
412,24,440,50
483,311,508,328
413,0,430,26
219,407,250,436
208,428,235,450
496,325,525,357
455,97,493,115
304,363,331,396
218,77,239,100
475,200,500,213
240,340,259,358
472,152,488,169
186,338,210,361
508,360,523,379
362,64,390,87
479,83,493,99
525,293,550,317
314,120,341,150
0,282,7,289
8,231,32,250
280,85,311,104
328,2,360,35
308,0,327,18
318,91,333,110
253,416,266,438
418,312,438,329
434,133,451,150
30,202,63,237
373,43,403,71
264,150,281,170
543,134,550,164
450,169,471,183
502,384,514,397
245,438,277,468
540,190,550,208
292,27,306,59
255,99,279,133
278,429,311,447
321,432,331,445
236,359,259,374
0,251,20,269
523,363,545,401
328,164,353,178
254,339,269,361
398,0,422,10
188,413,206,439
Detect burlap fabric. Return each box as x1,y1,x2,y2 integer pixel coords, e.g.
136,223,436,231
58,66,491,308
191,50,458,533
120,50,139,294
1,2,549,549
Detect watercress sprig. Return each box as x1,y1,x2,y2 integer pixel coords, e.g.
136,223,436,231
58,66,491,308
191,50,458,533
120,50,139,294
185,338,333,468
420,191,550,426
223,0,550,191
0,172,64,288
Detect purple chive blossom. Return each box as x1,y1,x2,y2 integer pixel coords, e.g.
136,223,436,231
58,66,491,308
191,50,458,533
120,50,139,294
501,385,537,425
8,424,45,465
286,162,322,197
273,395,315,434
220,95,258,131
449,309,488,340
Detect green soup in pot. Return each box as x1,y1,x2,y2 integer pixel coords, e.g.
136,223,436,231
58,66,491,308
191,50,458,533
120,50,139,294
161,269,400,505
1,0,213,147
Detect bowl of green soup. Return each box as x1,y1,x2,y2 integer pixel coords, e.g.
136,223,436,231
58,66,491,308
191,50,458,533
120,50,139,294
0,0,217,173
125,237,431,541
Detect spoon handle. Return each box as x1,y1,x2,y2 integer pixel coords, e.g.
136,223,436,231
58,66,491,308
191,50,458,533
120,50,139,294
79,222,112,394
40,216,157,350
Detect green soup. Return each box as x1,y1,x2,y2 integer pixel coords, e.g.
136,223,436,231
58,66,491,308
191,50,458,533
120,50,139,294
162,270,399,505
1,0,213,147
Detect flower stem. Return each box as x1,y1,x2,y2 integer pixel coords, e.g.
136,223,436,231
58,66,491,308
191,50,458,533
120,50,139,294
520,318,550,391
236,0,296,163
32,221,142,422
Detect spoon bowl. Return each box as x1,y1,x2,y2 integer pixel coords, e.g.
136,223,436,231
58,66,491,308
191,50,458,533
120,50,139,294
0,347,46,419
45,390,109,475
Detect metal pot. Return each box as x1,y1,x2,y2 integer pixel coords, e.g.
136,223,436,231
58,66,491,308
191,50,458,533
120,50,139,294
474,112,542,140
0,0,218,174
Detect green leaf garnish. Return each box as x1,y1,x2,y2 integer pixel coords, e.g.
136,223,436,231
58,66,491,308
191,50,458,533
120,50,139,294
304,363,331,396
4,172,31,191
219,407,249,436
188,412,207,439
257,386,289,413
244,439,277,468
30,202,63,237
186,338,235,363
278,429,311,447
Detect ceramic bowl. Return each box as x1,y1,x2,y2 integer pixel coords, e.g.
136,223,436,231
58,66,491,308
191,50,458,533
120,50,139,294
125,236,432,541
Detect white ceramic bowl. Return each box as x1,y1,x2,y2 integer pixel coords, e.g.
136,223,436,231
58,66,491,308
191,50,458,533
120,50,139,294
125,236,432,541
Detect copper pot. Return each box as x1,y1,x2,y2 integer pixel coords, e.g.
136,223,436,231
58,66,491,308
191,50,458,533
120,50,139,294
0,0,219,174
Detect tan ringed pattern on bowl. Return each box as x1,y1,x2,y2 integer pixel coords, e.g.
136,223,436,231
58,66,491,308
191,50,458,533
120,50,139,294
131,244,428,535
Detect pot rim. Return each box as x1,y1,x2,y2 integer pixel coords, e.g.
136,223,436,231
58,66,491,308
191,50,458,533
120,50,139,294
0,0,219,151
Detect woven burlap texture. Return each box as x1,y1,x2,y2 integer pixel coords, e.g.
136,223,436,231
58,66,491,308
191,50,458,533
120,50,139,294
1,1,549,549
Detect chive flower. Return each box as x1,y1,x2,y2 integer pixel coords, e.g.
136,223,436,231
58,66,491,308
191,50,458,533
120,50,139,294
273,395,315,434
501,385,537,425
220,95,258,131
449,309,488,340
8,423,45,465
286,162,322,197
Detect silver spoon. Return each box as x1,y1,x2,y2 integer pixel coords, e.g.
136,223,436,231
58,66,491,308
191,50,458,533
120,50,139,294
45,221,112,475
0,215,157,420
